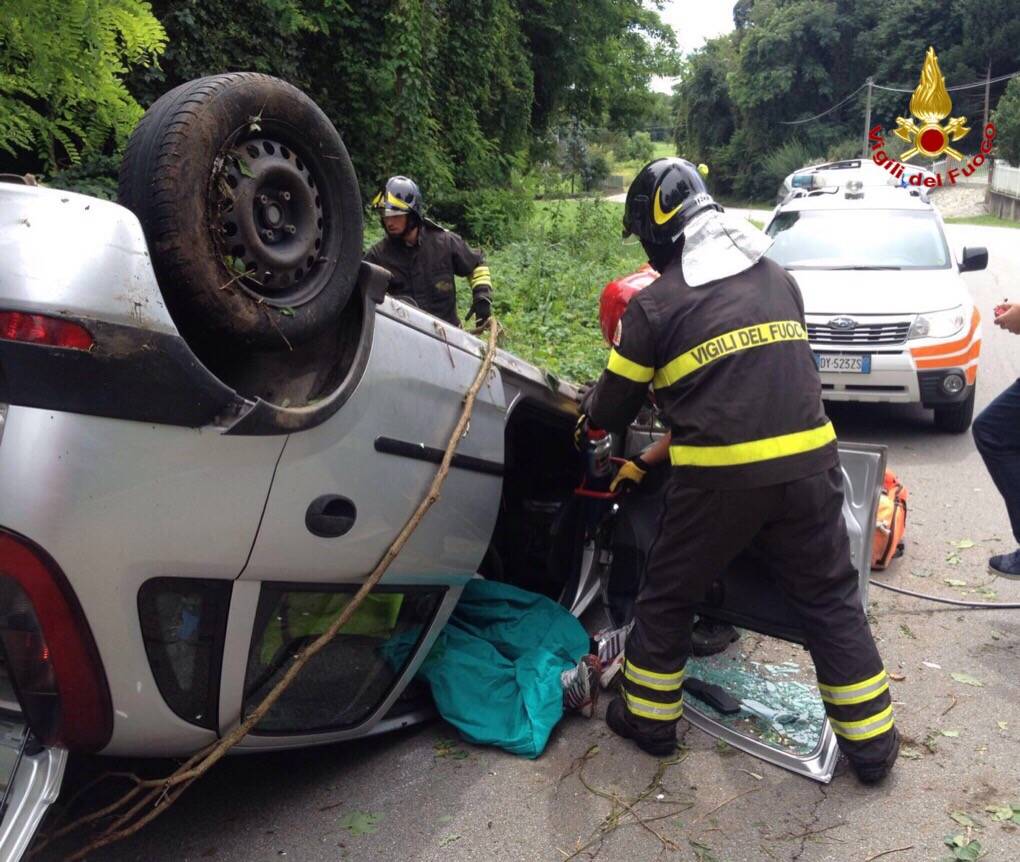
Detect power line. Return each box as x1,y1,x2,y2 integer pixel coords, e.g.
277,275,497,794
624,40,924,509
872,69,1020,93
777,83,868,125
776,69,1020,126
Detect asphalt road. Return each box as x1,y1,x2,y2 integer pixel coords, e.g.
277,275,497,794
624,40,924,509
42,222,1020,862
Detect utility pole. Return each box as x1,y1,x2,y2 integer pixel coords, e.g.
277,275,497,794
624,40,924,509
862,77,874,158
983,61,992,131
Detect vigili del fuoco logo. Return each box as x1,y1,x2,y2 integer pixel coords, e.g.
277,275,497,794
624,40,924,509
869,47,996,187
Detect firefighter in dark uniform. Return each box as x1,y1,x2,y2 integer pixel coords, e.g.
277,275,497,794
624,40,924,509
364,176,492,328
581,158,899,783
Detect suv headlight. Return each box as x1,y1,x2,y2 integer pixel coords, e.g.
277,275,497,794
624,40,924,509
909,306,966,340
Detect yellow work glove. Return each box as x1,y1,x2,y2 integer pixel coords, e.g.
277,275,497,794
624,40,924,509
610,455,648,494
574,413,591,451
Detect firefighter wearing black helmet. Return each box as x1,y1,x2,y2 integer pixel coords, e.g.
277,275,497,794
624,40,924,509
364,176,492,327
581,158,899,783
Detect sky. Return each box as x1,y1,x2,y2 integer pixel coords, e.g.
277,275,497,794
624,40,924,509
651,1,736,93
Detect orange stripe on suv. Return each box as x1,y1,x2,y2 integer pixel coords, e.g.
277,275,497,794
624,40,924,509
914,338,982,370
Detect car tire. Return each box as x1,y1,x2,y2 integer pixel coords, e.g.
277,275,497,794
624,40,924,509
933,386,976,433
118,73,363,348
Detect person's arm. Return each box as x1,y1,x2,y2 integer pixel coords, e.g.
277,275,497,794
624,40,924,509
449,233,492,324
583,299,657,434
364,242,404,295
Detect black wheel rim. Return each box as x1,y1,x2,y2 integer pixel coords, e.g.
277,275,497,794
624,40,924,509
212,131,331,307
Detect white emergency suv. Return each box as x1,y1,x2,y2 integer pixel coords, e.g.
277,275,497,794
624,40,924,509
763,185,987,432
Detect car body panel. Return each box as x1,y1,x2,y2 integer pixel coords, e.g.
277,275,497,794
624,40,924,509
0,404,284,756
792,267,962,316
0,185,176,335
239,300,505,585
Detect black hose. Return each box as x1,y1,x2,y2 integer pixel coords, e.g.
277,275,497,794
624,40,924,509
871,579,1020,609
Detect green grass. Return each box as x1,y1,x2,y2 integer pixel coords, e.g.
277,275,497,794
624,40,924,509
610,140,677,190
476,198,644,382
365,198,646,384
944,214,1020,228
715,195,775,210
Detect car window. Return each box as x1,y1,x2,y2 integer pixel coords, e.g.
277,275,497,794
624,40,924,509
765,209,950,270
243,586,445,733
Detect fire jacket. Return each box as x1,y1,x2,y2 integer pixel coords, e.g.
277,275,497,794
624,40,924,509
586,254,837,489
364,220,492,326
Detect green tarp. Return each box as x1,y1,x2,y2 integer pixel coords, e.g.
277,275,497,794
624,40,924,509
386,579,590,758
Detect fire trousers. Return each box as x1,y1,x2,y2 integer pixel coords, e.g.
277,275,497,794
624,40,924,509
621,466,896,768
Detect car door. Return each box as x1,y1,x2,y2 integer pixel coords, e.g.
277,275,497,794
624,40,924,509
221,299,507,743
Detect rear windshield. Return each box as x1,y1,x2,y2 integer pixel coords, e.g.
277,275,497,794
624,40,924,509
765,209,950,270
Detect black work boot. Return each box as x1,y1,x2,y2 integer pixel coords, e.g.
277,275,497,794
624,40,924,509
850,728,900,784
605,697,677,757
691,618,740,657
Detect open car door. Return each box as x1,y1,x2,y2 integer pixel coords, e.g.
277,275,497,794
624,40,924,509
608,438,887,783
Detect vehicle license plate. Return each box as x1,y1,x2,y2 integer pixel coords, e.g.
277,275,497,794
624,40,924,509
815,353,870,374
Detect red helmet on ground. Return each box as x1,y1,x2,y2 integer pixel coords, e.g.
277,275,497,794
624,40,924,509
599,264,658,345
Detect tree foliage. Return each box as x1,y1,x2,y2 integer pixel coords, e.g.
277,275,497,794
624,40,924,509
0,0,166,169
673,0,1020,201
992,77,1020,165
116,0,673,228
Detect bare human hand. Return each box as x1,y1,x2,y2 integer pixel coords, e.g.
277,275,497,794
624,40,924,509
994,301,1020,334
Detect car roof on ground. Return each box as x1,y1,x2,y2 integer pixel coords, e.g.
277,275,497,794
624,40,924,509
775,187,935,213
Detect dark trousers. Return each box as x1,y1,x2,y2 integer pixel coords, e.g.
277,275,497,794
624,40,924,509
622,467,896,768
973,379,1020,544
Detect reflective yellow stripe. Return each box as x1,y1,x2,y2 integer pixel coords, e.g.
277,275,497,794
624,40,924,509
668,421,836,468
607,349,654,383
374,191,410,211
653,320,808,389
829,705,895,742
623,690,684,721
470,266,491,286
819,670,889,706
624,660,684,692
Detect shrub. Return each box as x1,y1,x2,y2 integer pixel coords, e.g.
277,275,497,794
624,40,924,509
762,138,823,187
45,154,119,200
626,131,654,163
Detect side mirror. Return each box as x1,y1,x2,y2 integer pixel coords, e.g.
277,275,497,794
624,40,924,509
358,260,392,304
960,246,988,273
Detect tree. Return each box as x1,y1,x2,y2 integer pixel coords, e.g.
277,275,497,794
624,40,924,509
0,0,166,170
991,76,1020,165
518,0,678,133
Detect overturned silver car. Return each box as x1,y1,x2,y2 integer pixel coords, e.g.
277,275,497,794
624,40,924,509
0,74,884,859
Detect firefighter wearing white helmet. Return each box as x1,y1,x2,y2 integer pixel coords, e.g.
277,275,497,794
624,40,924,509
364,176,492,327
579,157,899,783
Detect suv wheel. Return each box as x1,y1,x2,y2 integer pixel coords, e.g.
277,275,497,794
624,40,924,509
933,386,976,433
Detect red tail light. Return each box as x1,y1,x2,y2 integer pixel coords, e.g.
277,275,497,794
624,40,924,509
0,529,112,751
0,311,94,351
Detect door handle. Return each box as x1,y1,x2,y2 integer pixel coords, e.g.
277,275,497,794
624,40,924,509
305,495,357,538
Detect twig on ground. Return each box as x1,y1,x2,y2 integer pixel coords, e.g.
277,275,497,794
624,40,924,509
942,694,959,716
561,747,688,861
864,846,915,862
47,319,501,860
769,821,845,841
690,787,760,827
